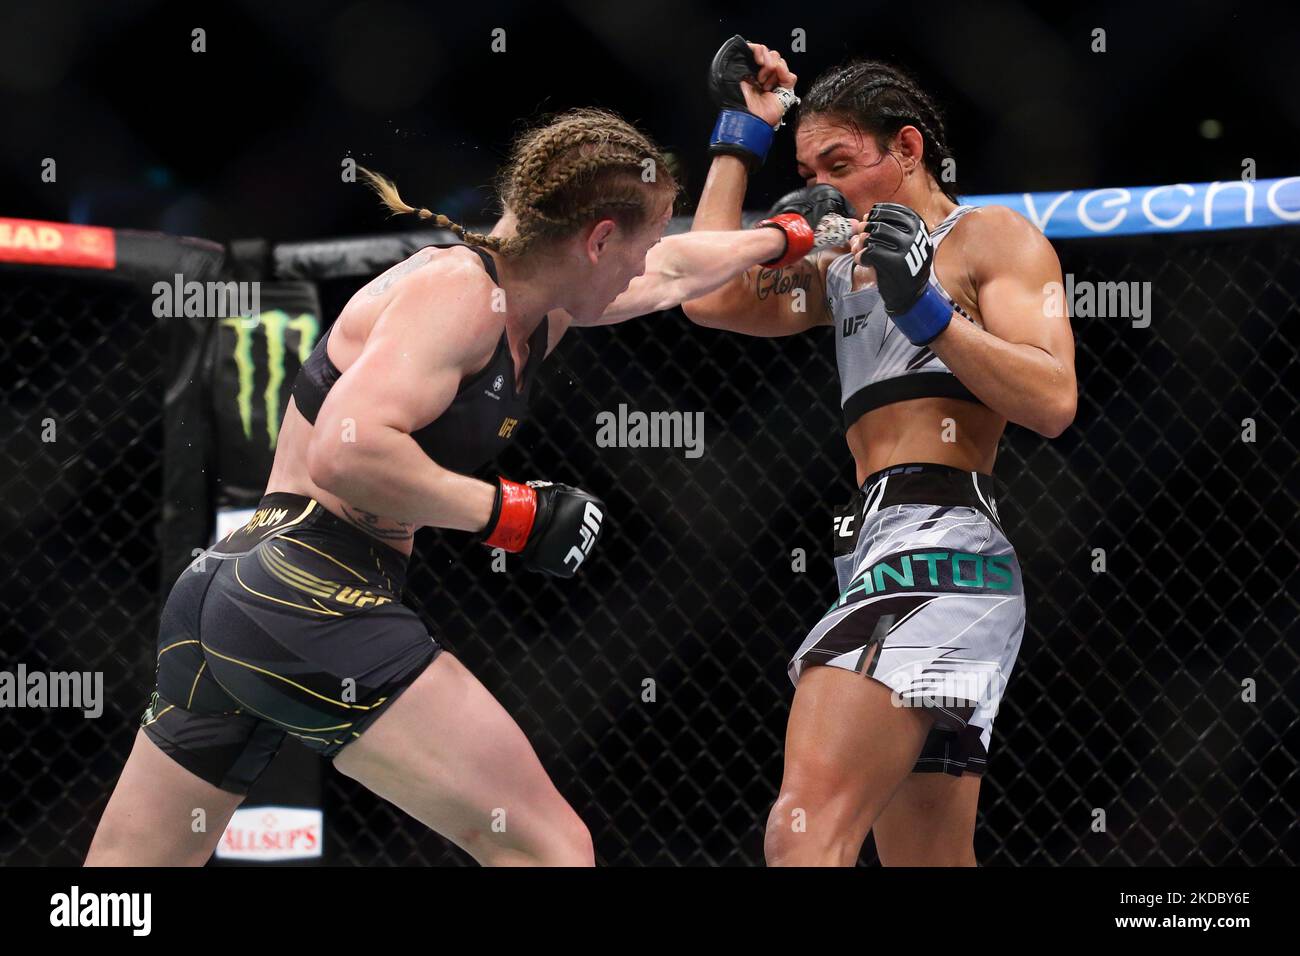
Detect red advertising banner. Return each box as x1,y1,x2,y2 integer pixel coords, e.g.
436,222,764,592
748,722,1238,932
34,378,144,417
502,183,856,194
0,217,116,270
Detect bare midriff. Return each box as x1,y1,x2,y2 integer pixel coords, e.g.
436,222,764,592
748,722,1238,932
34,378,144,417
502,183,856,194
844,397,1005,487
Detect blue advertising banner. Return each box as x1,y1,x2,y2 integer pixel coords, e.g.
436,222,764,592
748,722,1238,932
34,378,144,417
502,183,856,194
965,176,1300,238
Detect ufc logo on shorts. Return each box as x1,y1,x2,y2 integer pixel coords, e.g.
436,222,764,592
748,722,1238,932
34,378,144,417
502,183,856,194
833,514,855,538
904,228,931,277
564,502,604,573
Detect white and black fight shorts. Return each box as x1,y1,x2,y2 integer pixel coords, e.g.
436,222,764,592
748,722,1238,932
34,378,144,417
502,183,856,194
790,462,1026,776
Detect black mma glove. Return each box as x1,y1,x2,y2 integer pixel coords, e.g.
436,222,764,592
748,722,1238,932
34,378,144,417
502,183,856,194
758,184,858,265
480,477,606,578
857,202,954,345
707,35,796,168
767,183,858,223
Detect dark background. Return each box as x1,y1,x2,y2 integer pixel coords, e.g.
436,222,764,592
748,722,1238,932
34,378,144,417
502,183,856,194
1,0,1297,239
1,0,1298,866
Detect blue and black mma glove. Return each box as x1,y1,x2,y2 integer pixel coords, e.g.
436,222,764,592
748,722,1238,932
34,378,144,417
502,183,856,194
857,202,955,346
708,35,797,169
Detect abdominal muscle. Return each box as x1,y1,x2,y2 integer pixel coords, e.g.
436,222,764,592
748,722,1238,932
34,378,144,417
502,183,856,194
845,397,1005,487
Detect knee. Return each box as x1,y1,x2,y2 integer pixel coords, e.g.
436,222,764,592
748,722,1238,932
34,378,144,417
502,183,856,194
764,788,862,867
85,817,212,868
476,809,594,867
535,813,594,867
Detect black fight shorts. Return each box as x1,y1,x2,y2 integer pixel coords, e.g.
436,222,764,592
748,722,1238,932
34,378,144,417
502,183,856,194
140,494,440,794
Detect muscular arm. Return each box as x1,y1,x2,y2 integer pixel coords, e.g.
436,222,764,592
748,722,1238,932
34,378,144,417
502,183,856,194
305,260,500,535
928,207,1077,438
680,155,834,337
572,226,787,326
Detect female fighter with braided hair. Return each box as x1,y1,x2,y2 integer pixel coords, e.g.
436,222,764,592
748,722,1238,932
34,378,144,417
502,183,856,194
87,104,837,867
684,46,1076,865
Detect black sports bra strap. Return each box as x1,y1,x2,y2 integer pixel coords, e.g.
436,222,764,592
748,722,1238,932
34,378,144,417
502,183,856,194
426,242,499,285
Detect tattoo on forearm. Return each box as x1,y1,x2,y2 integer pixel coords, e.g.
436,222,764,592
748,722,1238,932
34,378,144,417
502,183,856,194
754,266,813,300
341,505,415,540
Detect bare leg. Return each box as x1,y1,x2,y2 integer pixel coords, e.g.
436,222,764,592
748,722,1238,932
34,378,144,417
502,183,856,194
333,652,593,866
765,664,934,866
86,730,243,866
871,772,982,866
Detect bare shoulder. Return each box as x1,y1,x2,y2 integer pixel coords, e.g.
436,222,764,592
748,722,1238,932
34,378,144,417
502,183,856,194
373,246,504,364
410,245,499,298
954,204,1053,249
950,204,1060,278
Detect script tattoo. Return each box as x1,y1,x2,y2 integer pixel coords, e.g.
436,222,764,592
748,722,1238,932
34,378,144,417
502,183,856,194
363,249,434,297
340,505,415,541
754,265,814,300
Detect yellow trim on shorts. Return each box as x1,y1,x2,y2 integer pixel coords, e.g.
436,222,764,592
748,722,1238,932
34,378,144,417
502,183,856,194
199,640,388,713
234,558,343,616
277,533,369,583
186,661,206,709
266,545,353,593
142,703,174,727
258,548,336,599
157,638,199,660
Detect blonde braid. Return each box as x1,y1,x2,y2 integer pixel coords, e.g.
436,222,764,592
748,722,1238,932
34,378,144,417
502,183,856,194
356,165,505,251
355,107,678,259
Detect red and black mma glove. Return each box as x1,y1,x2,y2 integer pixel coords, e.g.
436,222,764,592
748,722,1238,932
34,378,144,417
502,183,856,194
757,184,858,267
479,477,606,578
857,202,955,346
708,35,795,169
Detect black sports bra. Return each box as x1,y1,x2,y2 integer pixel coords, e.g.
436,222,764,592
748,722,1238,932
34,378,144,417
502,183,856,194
290,244,549,475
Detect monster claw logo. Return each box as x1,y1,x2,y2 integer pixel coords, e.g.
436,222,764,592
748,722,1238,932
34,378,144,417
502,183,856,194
221,309,320,448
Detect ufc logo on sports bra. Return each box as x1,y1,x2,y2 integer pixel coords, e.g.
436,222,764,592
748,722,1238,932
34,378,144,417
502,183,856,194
564,502,604,574
498,417,519,438
842,313,869,337
905,228,931,277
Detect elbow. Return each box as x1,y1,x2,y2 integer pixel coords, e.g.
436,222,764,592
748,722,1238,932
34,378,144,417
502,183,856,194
1036,389,1077,439
680,296,721,329
306,427,357,495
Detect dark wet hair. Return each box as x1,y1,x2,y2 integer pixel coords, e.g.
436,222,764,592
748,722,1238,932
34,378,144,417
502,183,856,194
798,59,958,202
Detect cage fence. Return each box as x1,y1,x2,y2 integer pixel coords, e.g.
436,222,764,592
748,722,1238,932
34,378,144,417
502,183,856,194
0,224,1296,866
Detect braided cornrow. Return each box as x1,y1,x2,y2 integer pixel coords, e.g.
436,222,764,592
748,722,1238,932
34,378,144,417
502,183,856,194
499,109,678,254
357,109,677,258
356,166,503,248
798,60,958,202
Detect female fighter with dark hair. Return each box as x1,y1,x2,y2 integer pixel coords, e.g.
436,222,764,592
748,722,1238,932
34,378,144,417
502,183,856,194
86,102,836,867
684,41,1077,865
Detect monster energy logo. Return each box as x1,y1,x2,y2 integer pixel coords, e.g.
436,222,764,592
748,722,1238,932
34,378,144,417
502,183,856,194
221,310,320,448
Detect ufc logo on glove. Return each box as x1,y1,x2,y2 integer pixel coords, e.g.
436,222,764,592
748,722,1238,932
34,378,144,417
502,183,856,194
904,228,932,277
564,502,605,574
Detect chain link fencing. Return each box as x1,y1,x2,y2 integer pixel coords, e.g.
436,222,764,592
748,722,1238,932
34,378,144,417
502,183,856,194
2,226,1296,865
